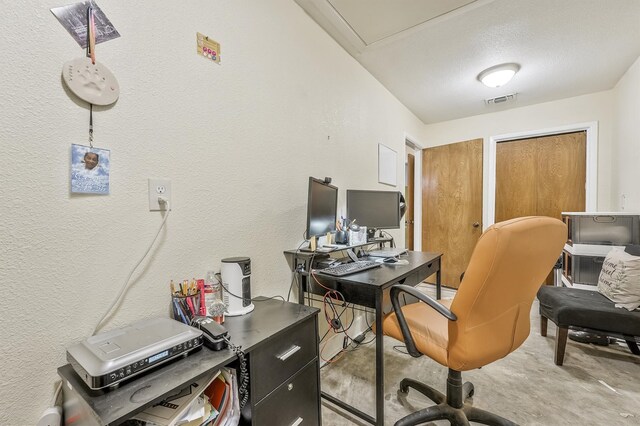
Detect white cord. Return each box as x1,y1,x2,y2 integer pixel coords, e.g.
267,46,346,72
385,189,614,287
92,198,171,335
52,381,62,406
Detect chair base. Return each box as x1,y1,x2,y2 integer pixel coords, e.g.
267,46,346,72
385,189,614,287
395,370,518,426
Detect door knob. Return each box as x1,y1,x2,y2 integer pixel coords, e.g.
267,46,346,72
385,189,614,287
472,222,480,228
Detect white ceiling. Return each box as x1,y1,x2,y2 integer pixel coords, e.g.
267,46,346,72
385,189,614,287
295,0,640,124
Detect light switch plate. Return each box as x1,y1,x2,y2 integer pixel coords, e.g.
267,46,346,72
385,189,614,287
148,178,172,211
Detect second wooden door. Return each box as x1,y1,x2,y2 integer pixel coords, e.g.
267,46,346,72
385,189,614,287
422,139,483,289
495,132,586,221
495,131,586,284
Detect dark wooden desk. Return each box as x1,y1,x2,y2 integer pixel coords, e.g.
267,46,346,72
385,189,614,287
58,299,320,425
283,250,442,425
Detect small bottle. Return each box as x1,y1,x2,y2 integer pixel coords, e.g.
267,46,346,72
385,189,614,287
205,270,226,324
209,298,226,324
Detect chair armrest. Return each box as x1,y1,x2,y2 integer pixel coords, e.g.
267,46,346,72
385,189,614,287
389,284,457,358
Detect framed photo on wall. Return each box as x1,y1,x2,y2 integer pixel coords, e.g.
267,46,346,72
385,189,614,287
71,144,110,194
378,143,397,186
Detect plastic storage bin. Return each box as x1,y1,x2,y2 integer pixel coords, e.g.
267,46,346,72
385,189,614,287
562,212,640,246
562,251,604,287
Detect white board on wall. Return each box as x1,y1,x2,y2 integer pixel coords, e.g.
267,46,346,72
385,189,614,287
378,143,397,186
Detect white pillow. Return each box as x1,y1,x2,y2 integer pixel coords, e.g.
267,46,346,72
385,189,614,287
597,247,640,311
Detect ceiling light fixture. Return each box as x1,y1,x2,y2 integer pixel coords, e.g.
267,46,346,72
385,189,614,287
477,63,520,88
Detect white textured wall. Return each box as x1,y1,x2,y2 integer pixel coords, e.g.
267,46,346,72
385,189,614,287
612,56,640,211
0,1,425,422
422,91,616,209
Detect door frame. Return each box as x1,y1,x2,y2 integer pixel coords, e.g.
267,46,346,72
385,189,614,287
484,121,598,228
405,132,423,251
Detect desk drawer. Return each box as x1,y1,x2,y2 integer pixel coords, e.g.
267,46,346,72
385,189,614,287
253,359,320,426
251,317,317,402
417,258,440,282
395,258,439,287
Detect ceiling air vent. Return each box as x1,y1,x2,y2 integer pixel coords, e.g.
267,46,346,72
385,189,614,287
485,93,518,106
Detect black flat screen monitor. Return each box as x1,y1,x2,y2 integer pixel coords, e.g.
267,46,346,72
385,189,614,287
306,177,338,238
346,190,401,230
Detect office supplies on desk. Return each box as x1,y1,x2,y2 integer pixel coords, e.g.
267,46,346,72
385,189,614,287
172,291,202,324
319,260,380,276
197,279,207,315
66,318,203,390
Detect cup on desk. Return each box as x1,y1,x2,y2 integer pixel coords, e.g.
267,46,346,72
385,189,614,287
172,293,201,324
335,230,348,244
349,226,367,245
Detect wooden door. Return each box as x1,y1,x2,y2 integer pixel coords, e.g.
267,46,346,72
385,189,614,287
405,153,415,250
495,132,586,221
495,131,586,284
422,139,483,289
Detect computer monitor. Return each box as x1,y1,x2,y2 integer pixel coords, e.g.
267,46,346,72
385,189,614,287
306,177,338,238
346,190,401,239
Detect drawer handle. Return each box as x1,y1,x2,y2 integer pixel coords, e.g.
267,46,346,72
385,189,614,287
290,417,303,426
277,345,301,361
593,216,615,223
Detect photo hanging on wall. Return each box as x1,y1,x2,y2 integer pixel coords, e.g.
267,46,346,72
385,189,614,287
71,144,110,194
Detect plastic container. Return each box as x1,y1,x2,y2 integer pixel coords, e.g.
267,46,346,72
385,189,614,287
563,252,604,286
205,270,225,323
562,212,640,246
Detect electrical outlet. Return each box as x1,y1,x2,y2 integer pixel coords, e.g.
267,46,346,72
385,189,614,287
148,178,172,211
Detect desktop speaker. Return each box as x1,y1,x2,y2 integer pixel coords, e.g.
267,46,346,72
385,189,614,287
221,257,255,316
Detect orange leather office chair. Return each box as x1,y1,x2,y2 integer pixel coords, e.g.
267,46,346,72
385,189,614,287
383,216,566,426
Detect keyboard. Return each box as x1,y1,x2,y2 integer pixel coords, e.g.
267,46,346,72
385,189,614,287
319,260,380,277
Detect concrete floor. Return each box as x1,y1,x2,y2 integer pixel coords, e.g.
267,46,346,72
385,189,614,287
319,285,640,425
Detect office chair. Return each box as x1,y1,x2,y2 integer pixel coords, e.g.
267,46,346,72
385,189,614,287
383,216,567,426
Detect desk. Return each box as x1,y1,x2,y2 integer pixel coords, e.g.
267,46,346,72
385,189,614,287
283,250,442,425
58,299,320,425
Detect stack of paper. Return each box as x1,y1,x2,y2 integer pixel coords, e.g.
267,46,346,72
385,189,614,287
134,368,240,426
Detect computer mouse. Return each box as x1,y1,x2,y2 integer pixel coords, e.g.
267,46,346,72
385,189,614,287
383,257,398,263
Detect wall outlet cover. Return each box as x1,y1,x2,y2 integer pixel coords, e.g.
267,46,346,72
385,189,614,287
148,178,172,211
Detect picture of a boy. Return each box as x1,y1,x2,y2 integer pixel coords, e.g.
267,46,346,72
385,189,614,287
71,144,110,194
